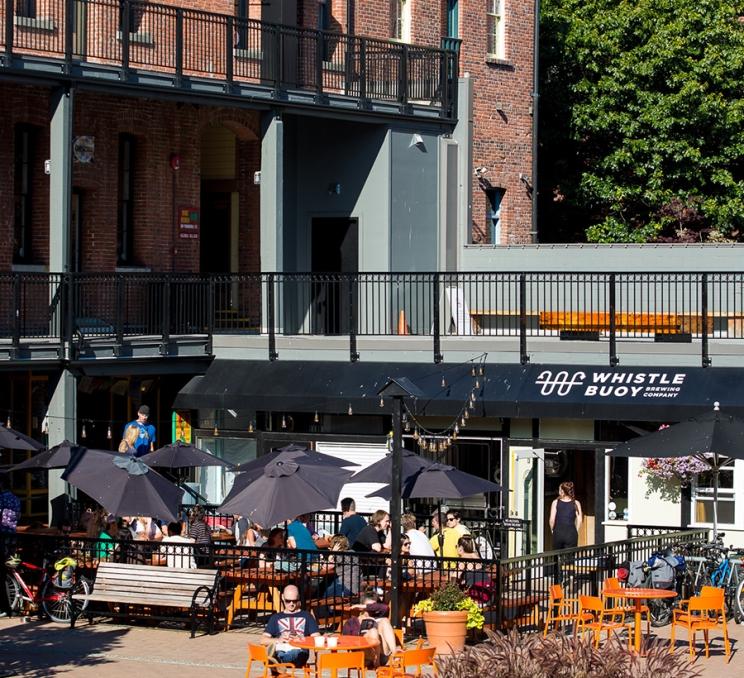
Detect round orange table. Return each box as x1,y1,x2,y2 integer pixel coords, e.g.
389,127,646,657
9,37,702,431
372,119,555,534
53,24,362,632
604,587,677,652
290,635,376,651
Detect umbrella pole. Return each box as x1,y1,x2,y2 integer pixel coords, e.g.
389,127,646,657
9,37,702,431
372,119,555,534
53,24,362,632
389,396,403,628
712,456,719,541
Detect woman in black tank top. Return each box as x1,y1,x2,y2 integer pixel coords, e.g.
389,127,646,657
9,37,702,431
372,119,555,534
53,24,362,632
549,481,583,549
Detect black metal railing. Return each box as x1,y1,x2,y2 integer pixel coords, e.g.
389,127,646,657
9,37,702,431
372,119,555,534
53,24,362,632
1,0,458,118
3,272,744,365
2,528,707,632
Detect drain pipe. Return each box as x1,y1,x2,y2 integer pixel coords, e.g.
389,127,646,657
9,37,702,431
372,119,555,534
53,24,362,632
530,0,540,243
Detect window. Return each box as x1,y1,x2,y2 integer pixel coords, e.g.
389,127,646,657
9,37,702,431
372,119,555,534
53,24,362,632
117,134,136,265
487,0,505,59
16,0,36,18
606,455,629,521
693,466,736,526
14,125,36,263
391,0,410,42
486,187,505,243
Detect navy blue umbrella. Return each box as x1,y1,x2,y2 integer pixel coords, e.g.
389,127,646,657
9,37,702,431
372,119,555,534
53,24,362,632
140,441,233,469
62,448,183,522
350,448,435,485
368,463,501,500
0,425,44,452
11,440,87,471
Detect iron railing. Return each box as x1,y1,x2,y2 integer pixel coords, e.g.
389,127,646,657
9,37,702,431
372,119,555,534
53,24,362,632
3,528,708,631
3,272,744,364
1,0,457,118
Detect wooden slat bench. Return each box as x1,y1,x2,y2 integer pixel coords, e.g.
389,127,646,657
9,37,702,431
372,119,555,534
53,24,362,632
71,562,221,637
538,311,681,334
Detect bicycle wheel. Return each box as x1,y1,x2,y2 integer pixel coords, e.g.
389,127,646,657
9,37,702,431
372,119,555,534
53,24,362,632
41,576,91,623
735,578,744,624
648,597,673,627
4,574,22,613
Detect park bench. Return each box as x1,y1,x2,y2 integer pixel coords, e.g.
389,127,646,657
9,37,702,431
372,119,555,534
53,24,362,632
71,561,221,637
538,311,681,334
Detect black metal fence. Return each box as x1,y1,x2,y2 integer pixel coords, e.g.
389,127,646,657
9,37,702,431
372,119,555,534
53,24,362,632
1,0,457,118
3,272,744,365
2,528,708,633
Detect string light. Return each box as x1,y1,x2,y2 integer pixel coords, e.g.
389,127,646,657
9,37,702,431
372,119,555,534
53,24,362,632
404,420,411,432
379,396,385,408
314,411,319,423
441,375,447,389
6,416,10,428
348,404,353,416
281,415,287,429
248,421,254,433
413,428,419,440
213,425,219,436
81,423,87,439
106,425,112,440
475,379,480,389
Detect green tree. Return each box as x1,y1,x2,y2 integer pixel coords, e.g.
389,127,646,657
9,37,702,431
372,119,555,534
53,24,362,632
539,0,744,243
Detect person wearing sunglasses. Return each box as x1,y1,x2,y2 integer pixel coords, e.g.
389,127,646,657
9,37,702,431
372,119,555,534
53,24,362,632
429,510,459,567
262,584,320,668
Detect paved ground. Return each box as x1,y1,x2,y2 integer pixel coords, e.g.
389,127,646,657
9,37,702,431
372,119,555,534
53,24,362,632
0,615,741,677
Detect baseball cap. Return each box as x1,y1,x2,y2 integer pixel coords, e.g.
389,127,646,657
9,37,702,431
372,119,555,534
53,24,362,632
138,405,150,416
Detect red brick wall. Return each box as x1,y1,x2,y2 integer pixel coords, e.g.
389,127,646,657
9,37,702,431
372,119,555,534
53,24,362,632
0,83,261,274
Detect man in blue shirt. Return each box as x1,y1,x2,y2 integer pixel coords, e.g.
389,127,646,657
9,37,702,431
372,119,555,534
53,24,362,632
339,497,366,545
123,405,156,457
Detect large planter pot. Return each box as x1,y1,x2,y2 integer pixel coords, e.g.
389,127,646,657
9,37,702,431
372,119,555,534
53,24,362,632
422,610,468,655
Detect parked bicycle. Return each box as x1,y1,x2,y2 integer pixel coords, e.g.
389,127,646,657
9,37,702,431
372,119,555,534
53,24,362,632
4,553,91,623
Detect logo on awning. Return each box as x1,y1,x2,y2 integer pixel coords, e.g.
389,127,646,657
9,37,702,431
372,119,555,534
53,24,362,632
534,370,687,399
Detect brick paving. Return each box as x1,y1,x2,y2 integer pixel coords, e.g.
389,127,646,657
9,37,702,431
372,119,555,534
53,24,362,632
0,615,741,677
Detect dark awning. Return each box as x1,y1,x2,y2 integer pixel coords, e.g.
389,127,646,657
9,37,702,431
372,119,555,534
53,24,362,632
175,360,744,422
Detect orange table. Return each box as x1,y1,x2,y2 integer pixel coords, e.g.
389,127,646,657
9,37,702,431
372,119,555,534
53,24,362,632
290,635,376,651
604,587,677,652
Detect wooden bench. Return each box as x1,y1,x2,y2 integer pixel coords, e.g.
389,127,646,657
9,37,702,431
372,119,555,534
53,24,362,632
71,561,221,637
539,311,681,334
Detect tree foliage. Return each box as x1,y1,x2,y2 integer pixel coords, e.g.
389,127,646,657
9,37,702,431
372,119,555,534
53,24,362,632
538,0,744,243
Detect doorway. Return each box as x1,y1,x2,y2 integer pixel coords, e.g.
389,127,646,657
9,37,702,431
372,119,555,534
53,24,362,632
310,217,358,334
200,192,231,273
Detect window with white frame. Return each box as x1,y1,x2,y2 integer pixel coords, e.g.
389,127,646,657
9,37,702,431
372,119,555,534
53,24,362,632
391,0,411,42
692,464,737,526
486,0,505,59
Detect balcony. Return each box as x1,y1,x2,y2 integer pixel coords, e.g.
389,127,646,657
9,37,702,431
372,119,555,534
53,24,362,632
0,0,458,120
1,272,743,366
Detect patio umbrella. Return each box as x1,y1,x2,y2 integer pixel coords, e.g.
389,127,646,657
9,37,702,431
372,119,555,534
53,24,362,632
62,448,183,522
367,462,502,500
218,458,352,528
231,443,352,475
10,440,86,471
139,441,233,469
0,425,44,451
608,402,744,537
349,448,435,484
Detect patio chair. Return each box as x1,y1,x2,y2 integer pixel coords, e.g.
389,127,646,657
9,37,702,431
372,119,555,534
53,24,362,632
577,595,632,648
246,644,297,678
543,584,591,636
377,646,437,677
669,589,730,662
303,650,365,678
601,576,649,634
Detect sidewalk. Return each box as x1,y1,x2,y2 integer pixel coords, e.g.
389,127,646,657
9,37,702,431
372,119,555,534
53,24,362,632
0,616,740,677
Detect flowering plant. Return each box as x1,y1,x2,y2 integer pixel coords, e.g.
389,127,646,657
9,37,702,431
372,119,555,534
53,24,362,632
413,581,485,630
641,456,709,485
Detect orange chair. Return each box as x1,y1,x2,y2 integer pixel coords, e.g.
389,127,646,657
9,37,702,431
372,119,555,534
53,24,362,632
304,650,365,678
577,595,632,648
246,644,296,678
601,577,650,634
670,589,731,662
378,647,437,678
544,584,591,636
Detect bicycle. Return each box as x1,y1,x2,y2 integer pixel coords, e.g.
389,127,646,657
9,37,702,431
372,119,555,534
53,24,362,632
4,553,91,623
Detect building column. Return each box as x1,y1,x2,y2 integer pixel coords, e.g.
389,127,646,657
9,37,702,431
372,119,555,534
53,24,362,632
452,74,473,262
594,448,606,544
47,370,77,522
260,112,284,274
49,86,74,274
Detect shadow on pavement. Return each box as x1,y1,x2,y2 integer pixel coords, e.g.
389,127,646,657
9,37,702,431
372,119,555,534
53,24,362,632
0,619,129,676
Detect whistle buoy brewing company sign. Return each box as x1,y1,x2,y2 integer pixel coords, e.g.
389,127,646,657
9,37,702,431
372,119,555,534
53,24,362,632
532,369,687,400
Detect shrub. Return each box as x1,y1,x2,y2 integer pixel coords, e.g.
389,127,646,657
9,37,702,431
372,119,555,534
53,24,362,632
435,629,701,678
413,581,485,630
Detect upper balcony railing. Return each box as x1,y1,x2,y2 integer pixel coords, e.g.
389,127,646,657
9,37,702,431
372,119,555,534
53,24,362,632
1,271,743,366
1,0,458,119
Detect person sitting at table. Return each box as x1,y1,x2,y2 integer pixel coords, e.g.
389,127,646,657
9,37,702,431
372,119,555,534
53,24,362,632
131,515,163,542
255,527,290,570
402,513,436,571
343,588,397,669
287,514,317,553
353,510,390,578
88,511,118,561
339,497,366,546
322,534,361,598
429,510,459,568
456,535,482,572
152,521,196,569
234,515,265,547
188,506,212,567
262,584,320,668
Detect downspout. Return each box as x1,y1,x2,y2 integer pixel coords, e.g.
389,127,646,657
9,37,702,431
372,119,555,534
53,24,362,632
530,0,540,243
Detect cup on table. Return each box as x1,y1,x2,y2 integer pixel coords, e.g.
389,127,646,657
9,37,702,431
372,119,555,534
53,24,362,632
314,636,326,649
326,636,338,649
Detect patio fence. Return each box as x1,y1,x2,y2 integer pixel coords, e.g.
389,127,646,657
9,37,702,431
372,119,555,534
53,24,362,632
2,528,709,632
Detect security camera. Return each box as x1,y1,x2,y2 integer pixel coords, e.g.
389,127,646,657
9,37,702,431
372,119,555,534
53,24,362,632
474,166,488,178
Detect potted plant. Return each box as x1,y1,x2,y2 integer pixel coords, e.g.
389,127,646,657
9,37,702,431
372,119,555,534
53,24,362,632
413,581,484,655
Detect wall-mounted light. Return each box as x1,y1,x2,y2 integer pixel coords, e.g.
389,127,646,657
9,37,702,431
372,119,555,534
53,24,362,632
169,153,181,171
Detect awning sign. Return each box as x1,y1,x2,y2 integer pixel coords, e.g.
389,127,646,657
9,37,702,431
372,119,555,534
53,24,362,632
532,368,687,400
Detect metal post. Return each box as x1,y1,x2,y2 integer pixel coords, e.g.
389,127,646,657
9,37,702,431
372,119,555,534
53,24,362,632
348,273,359,362
4,0,13,60
433,272,442,363
390,395,403,627
315,28,324,99
161,278,171,354
121,0,131,80
399,43,409,110
12,274,21,354
358,38,367,104
267,273,278,360
274,24,282,92
115,274,125,349
207,276,215,355
519,273,529,364
225,16,234,89
64,0,74,68
609,273,618,366
175,8,184,87
66,274,75,358
701,273,711,367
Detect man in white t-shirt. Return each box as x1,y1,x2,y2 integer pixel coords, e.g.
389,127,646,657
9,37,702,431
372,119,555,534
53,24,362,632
153,521,196,569
401,513,435,569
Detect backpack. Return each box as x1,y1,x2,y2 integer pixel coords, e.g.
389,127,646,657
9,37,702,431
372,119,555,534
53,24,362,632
53,557,77,589
648,555,678,589
627,560,648,587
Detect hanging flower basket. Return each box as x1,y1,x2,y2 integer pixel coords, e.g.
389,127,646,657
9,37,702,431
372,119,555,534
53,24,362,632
641,456,710,486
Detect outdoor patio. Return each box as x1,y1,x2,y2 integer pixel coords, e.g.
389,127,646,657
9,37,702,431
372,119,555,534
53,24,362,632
0,614,740,677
